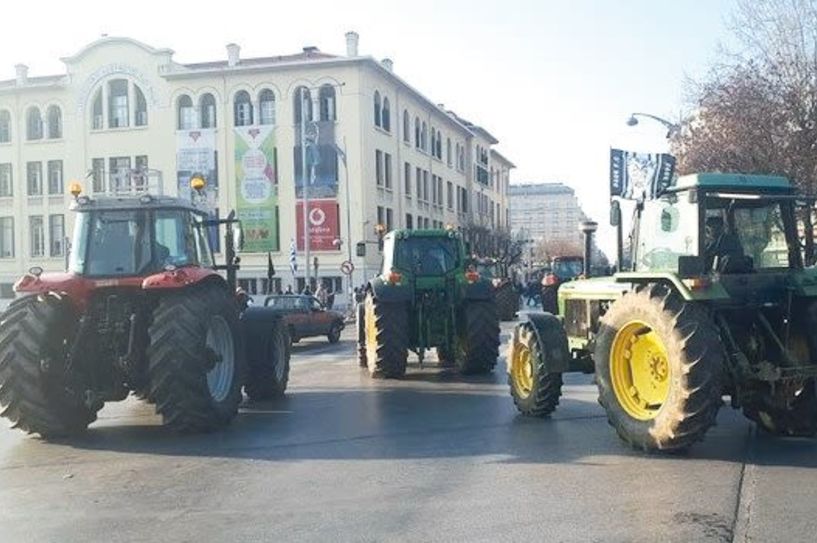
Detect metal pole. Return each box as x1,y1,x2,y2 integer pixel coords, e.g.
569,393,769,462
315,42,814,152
342,137,353,309
301,87,310,291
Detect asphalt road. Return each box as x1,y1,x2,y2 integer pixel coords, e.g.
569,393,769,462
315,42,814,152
1,314,816,543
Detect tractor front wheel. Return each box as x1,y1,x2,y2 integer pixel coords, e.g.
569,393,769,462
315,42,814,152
244,318,290,401
507,319,564,417
0,294,98,437
457,300,500,375
595,284,723,451
364,292,409,378
147,285,245,432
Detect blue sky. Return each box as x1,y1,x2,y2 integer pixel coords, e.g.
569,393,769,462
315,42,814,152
1,0,738,252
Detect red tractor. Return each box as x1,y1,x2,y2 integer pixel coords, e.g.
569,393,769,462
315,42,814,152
0,178,290,438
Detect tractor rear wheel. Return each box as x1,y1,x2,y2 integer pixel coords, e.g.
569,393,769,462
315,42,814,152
364,292,409,378
244,319,290,401
147,285,245,432
0,294,98,437
595,284,723,451
457,300,500,375
507,318,564,417
495,282,518,321
356,302,367,367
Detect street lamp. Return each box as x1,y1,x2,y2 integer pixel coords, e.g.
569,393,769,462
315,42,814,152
626,112,681,139
333,139,354,309
579,220,598,277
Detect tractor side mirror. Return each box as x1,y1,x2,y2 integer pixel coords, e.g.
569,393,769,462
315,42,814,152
610,200,621,227
356,242,366,257
678,255,706,278
232,222,244,252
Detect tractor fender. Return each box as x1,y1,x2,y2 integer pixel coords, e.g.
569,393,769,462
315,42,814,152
525,313,571,374
142,267,227,291
462,280,493,301
369,276,412,303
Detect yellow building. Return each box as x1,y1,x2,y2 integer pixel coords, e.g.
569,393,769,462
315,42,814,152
0,33,512,299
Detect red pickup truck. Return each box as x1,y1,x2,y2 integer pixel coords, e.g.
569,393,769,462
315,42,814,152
262,294,345,344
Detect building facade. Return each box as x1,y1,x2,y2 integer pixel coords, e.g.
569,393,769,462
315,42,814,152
508,182,588,249
0,33,512,299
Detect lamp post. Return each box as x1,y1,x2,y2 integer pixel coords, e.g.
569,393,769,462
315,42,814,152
333,139,353,309
299,87,311,291
626,112,681,139
579,220,598,277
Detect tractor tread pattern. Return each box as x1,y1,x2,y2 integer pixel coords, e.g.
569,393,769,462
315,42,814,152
147,285,244,433
244,321,291,401
595,284,723,451
508,320,564,417
366,294,409,379
495,282,519,321
458,300,500,375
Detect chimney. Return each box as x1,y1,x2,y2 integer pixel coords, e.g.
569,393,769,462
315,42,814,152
14,64,28,86
226,43,240,67
345,31,359,57
381,58,394,72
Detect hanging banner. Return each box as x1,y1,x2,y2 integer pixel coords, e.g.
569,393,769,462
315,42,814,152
176,129,220,248
295,199,340,251
235,125,279,252
610,148,676,200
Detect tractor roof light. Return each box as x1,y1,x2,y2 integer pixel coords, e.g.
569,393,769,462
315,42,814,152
69,181,83,198
190,175,206,191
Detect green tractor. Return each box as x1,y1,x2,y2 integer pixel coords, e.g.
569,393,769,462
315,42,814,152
475,258,519,321
507,173,817,451
357,228,500,378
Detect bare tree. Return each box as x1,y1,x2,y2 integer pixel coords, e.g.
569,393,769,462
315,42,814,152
460,223,524,276
673,0,817,260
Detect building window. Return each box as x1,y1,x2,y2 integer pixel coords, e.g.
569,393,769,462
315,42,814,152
435,130,442,159
384,153,392,189
134,156,149,190
377,205,384,226
234,90,253,126
415,167,422,199
421,122,428,151
200,93,217,128
386,208,393,231
293,86,312,124
49,214,65,257
91,158,105,193
0,217,13,258
404,162,411,196
26,162,42,196
0,164,11,197
47,160,63,194
0,110,10,143
446,138,452,167
177,95,195,130
46,106,62,139
26,107,43,140
109,156,131,192
431,128,436,158
375,150,383,186
374,91,382,127
415,117,421,148
402,110,410,142
91,89,103,130
447,181,454,209
423,170,429,202
108,79,129,128
381,97,391,132
406,213,413,230
319,85,336,122
135,85,148,126
29,216,44,257
259,89,276,125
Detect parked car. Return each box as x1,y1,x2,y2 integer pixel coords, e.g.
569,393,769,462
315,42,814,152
263,295,345,344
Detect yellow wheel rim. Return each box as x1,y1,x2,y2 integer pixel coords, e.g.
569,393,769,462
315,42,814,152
609,320,671,421
511,335,534,399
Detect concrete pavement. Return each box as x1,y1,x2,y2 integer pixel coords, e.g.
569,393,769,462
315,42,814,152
0,321,815,542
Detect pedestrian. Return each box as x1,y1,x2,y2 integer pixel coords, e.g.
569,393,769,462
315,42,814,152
316,282,328,306
284,284,293,294
302,285,312,296
326,286,335,309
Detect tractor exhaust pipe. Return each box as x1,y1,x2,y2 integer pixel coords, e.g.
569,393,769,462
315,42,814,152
579,220,598,277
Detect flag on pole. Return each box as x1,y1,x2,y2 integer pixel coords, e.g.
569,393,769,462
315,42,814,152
289,239,298,273
610,148,676,200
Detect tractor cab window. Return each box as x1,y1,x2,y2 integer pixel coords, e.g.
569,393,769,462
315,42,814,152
552,258,583,280
705,197,792,270
154,209,206,269
80,210,152,276
636,195,698,272
392,236,459,276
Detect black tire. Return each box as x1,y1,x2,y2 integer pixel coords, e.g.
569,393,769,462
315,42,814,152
243,317,291,401
364,292,409,378
147,285,245,433
541,285,558,314
495,282,518,321
743,379,817,437
595,284,723,451
356,302,367,367
328,322,342,344
457,300,500,375
435,346,456,368
507,319,564,417
0,294,98,437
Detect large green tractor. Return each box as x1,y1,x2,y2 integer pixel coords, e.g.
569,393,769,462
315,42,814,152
508,173,817,451
357,229,500,378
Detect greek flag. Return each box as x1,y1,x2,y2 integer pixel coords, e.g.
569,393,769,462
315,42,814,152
289,239,298,273
610,149,676,200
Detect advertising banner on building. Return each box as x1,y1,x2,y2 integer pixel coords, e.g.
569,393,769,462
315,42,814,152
235,125,279,252
295,199,340,251
176,129,219,248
